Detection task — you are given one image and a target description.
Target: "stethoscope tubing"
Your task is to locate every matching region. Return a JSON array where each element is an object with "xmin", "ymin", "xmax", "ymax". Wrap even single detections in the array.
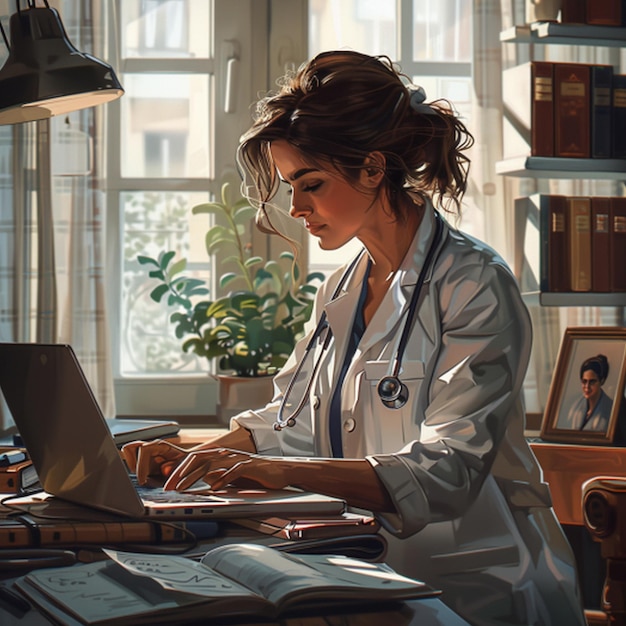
[{"xmin": 274, "ymin": 211, "xmax": 444, "ymax": 430}]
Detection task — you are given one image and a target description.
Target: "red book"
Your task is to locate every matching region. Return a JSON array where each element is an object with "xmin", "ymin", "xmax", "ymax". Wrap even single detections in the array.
[
  {"xmin": 591, "ymin": 197, "xmax": 612, "ymax": 292},
  {"xmin": 531, "ymin": 62, "xmax": 555, "ymax": 157},
  {"xmin": 554, "ymin": 63, "xmax": 591, "ymax": 158},
  {"xmin": 540, "ymin": 195, "xmax": 569, "ymax": 292},
  {"xmin": 561, "ymin": 0, "xmax": 586, "ymax": 23},
  {"xmin": 586, "ymin": 0, "xmax": 622, "ymax": 25},
  {"xmin": 611, "ymin": 197, "xmax": 626, "ymax": 292}
]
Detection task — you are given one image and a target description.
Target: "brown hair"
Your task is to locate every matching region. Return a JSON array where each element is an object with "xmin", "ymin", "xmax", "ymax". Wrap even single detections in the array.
[{"xmin": 237, "ymin": 50, "xmax": 474, "ymax": 221}]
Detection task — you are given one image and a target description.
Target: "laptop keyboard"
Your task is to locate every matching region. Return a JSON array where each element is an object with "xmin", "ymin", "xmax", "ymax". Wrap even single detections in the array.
[{"xmin": 130, "ymin": 475, "xmax": 217, "ymax": 503}]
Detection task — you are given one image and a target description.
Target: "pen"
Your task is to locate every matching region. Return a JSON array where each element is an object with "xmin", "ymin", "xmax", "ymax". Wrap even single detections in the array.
[{"xmin": 0, "ymin": 451, "xmax": 27, "ymax": 467}]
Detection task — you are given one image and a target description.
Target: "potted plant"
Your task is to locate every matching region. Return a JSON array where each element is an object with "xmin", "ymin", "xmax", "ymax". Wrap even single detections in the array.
[{"xmin": 137, "ymin": 182, "xmax": 324, "ymax": 420}]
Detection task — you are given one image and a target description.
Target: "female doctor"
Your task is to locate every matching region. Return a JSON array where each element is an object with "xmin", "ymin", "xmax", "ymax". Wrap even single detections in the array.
[{"xmin": 124, "ymin": 51, "xmax": 585, "ymax": 626}]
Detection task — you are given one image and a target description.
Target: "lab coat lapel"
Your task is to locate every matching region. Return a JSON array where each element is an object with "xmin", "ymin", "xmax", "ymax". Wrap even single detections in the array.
[
  {"xmin": 358, "ymin": 205, "xmax": 438, "ymax": 354},
  {"xmin": 324, "ymin": 252, "xmax": 369, "ymax": 364}
]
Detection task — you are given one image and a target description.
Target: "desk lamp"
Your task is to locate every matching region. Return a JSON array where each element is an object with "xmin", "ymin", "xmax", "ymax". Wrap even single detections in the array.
[{"xmin": 0, "ymin": 0, "xmax": 123, "ymax": 125}]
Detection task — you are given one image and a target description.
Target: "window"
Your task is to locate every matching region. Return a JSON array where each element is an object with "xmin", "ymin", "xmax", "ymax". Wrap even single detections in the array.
[
  {"xmin": 108, "ymin": 0, "xmax": 268, "ymax": 415},
  {"xmin": 307, "ymin": 0, "xmax": 478, "ymax": 277},
  {"xmin": 110, "ymin": 0, "xmax": 475, "ymax": 417}
]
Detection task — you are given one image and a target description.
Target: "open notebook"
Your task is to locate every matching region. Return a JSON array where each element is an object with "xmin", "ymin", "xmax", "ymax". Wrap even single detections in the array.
[{"xmin": 0, "ymin": 343, "xmax": 346, "ymax": 520}]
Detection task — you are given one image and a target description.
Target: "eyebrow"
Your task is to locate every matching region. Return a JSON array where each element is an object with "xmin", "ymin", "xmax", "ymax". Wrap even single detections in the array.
[{"xmin": 280, "ymin": 167, "xmax": 319, "ymax": 183}]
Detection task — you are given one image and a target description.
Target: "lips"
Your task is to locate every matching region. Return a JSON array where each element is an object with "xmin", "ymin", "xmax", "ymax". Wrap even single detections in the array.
[{"xmin": 306, "ymin": 222, "xmax": 325, "ymax": 235}]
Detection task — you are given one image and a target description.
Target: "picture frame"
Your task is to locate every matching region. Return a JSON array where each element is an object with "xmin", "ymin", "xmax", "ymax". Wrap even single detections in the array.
[{"xmin": 540, "ymin": 327, "xmax": 626, "ymax": 445}]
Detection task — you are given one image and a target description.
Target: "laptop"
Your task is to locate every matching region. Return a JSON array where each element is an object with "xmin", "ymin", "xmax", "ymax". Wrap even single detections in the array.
[{"xmin": 0, "ymin": 343, "xmax": 346, "ymax": 520}]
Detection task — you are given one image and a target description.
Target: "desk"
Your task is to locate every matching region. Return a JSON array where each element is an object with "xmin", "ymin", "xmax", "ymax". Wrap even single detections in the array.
[{"xmin": 0, "ymin": 426, "xmax": 471, "ymax": 626}]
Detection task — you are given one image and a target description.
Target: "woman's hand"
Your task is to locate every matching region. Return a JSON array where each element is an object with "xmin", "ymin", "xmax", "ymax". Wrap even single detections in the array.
[
  {"xmin": 122, "ymin": 439, "xmax": 189, "ymax": 484},
  {"xmin": 164, "ymin": 448, "xmax": 289, "ymax": 492}
]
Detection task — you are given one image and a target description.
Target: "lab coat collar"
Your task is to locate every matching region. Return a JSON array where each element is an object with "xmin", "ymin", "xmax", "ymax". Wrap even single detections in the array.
[{"xmin": 324, "ymin": 201, "xmax": 447, "ymax": 357}]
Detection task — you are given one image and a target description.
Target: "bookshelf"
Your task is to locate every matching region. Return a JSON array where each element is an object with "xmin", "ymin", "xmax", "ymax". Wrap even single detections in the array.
[
  {"xmin": 500, "ymin": 23, "xmax": 626, "ymax": 47},
  {"xmin": 499, "ymin": 21, "xmax": 626, "ymax": 306}
]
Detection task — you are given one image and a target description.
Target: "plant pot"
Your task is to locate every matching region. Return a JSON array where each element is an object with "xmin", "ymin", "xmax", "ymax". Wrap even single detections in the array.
[{"xmin": 215, "ymin": 374, "xmax": 275, "ymax": 425}]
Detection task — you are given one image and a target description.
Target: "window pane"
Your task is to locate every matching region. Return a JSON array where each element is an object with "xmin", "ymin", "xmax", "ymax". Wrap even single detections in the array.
[
  {"xmin": 309, "ymin": 0, "xmax": 396, "ymax": 58},
  {"xmin": 121, "ymin": 190, "xmax": 211, "ymax": 375},
  {"xmin": 413, "ymin": 0, "xmax": 471, "ymax": 62},
  {"xmin": 120, "ymin": 73, "xmax": 211, "ymax": 178},
  {"xmin": 121, "ymin": 0, "xmax": 211, "ymax": 58}
]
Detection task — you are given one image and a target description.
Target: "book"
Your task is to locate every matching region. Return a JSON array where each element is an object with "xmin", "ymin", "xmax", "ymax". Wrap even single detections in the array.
[
  {"xmin": 234, "ymin": 512, "xmax": 380, "ymax": 541},
  {"xmin": 502, "ymin": 62, "xmax": 555, "ymax": 158},
  {"xmin": 586, "ymin": 0, "xmax": 622, "ymax": 25},
  {"xmin": 531, "ymin": 61, "xmax": 555, "ymax": 157},
  {"xmin": 561, "ymin": 0, "xmax": 587, "ymax": 23},
  {"xmin": 538, "ymin": 194, "xmax": 569, "ymax": 292},
  {"xmin": 567, "ymin": 196, "xmax": 592, "ymax": 292},
  {"xmin": 0, "ymin": 516, "xmax": 217, "ymax": 548},
  {"xmin": 554, "ymin": 63, "xmax": 591, "ymax": 158},
  {"xmin": 612, "ymin": 75, "xmax": 626, "ymax": 158},
  {"xmin": 0, "ymin": 446, "xmax": 38, "ymax": 493},
  {"xmin": 591, "ymin": 197, "xmax": 612, "ymax": 292},
  {"xmin": 590, "ymin": 65, "xmax": 613, "ymax": 158},
  {"xmin": 15, "ymin": 544, "xmax": 437, "ymax": 625},
  {"xmin": 611, "ymin": 197, "xmax": 626, "ymax": 292}
]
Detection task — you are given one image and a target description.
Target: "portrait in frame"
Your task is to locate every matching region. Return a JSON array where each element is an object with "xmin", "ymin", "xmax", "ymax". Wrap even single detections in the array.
[{"xmin": 541, "ymin": 327, "xmax": 626, "ymax": 445}]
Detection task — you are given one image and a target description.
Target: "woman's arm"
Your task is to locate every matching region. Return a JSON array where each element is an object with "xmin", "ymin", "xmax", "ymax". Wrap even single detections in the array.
[{"xmin": 164, "ymin": 448, "xmax": 395, "ymax": 512}]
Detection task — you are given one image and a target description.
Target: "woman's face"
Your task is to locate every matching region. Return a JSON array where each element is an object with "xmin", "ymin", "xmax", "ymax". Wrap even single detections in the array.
[
  {"xmin": 270, "ymin": 140, "xmax": 379, "ymax": 250},
  {"xmin": 581, "ymin": 368, "xmax": 602, "ymax": 403}
]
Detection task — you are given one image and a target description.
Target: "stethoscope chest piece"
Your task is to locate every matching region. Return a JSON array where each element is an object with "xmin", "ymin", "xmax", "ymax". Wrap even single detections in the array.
[{"xmin": 377, "ymin": 376, "xmax": 409, "ymax": 409}]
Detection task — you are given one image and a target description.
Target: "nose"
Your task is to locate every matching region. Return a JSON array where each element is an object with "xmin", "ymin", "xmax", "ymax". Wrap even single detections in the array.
[{"xmin": 288, "ymin": 189, "xmax": 308, "ymax": 219}]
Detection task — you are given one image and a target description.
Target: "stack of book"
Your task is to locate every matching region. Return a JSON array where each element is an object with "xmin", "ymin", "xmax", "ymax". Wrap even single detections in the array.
[
  {"xmin": 532, "ymin": 194, "xmax": 626, "ymax": 293},
  {"xmin": 503, "ymin": 61, "xmax": 626, "ymax": 160}
]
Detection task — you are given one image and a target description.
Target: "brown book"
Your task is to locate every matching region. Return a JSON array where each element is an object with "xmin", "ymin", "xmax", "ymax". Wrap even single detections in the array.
[
  {"xmin": 531, "ymin": 62, "xmax": 555, "ymax": 157},
  {"xmin": 539, "ymin": 195, "xmax": 569, "ymax": 292},
  {"xmin": 555, "ymin": 63, "xmax": 591, "ymax": 158},
  {"xmin": 0, "ymin": 459, "xmax": 38, "ymax": 493},
  {"xmin": 568, "ymin": 196, "xmax": 592, "ymax": 292},
  {"xmin": 561, "ymin": 0, "xmax": 587, "ymax": 23},
  {"xmin": 611, "ymin": 197, "xmax": 626, "ymax": 292},
  {"xmin": 586, "ymin": 0, "xmax": 622, "ymax": 25},
  {"xmin": 591, "ymin": 197, "xmax": 612, "ymax": 292}
]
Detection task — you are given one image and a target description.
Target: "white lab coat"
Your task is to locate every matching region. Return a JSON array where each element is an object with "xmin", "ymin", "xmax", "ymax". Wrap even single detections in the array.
[{"xmin": 232, "ymin": 205, "xmax": 586, "ymax": 626}]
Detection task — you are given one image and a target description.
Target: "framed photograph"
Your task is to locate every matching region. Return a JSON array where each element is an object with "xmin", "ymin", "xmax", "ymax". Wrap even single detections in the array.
[{"xmin": 541, "ymin": 327, "xmax": 626, "ymax": 445}]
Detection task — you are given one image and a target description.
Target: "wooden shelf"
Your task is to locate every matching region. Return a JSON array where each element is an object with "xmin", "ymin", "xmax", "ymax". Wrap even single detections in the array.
[
  {"xmin": 501, "ymin": 22, "xmax": 626, "ymax": 47},
  {"xmin": 496, "ymin": 156, "xmax": 626, "ymax": 180}
]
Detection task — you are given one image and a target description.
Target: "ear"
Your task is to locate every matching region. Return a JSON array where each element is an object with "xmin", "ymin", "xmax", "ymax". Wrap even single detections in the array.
[{"xmin": 361, "ymin": 151, "xmax": 386, "ymax": 188}]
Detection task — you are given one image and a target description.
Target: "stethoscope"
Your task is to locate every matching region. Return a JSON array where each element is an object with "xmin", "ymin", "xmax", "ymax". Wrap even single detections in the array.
[{"xmin": 273, "ymin": 211, "xmax": 444, "ymax": 431}]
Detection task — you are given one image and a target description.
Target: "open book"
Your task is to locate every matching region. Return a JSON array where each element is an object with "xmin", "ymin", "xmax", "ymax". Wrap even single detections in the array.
[{"xmin": 15, "ymin": 543, "xmax": 437, "ymax": 625}]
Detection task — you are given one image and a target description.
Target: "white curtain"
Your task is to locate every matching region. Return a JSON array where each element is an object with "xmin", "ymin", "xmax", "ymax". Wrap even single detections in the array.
[{"xmin": 0, "ymin": 0, "xmax": 115, "ymax": 429}]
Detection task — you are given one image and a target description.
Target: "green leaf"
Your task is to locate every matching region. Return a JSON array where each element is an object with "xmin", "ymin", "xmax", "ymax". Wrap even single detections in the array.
[
  {"xmin": 244, "ymin": 256, "xmax": 263, "ymax": 268},
  {"xmin": 149, "ymin": 284, "xmax": 170, "ymax": 302},
  {"xmin": 168, "ymin": 258, "xmax": 187, "ymax": 278},
  {"xmin": 159, "ymin": 251, "xmax": 177, "ymax": 269},
  {"xmin": 137, "ymin": 255, "xmax": 160, "ymax": 267}
]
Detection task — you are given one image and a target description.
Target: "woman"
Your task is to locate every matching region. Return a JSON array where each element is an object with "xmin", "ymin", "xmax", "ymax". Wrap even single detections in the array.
[
  {"xmin": 561, "ymin": 354, "xmax": 613, "ymax": 431},
  {"xmin": 124, "ymin": 51, "xmax": 585, "ymax": 626}
]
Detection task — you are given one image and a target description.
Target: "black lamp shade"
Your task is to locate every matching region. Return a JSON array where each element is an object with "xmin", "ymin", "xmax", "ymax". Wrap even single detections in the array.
[{"xmin": 0, "ymin": 6, "xmax": 124, "ymax": 125}]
